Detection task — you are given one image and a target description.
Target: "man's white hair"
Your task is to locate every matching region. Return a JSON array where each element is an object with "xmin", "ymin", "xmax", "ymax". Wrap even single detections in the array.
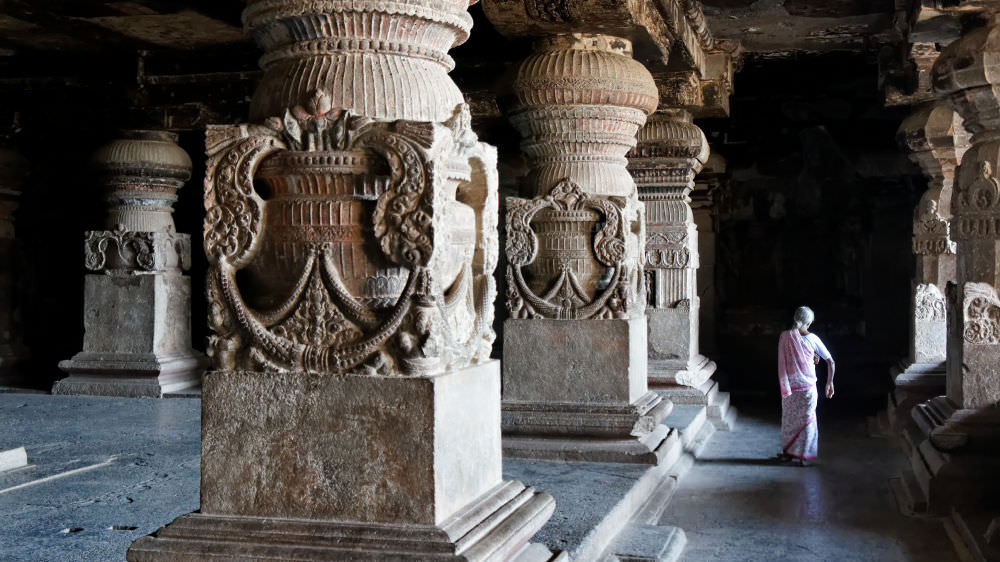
[{"xmin": 794, "ymin": 306, "xmax": 815, "ymax": 330}]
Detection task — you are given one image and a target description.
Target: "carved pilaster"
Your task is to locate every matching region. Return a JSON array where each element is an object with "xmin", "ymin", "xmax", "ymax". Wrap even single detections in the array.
[
  {"xmin": 56, "ymin": 131, "xmax": 208, "ymax": 398},
  {"xmin": 889, "ymin": 102, "xmax": 969, "ymax": 432},
  {"xmin": 906, "ymin": 17, "xmax": 1000, "ymax": 515},
  {"xmin": 0, "ymin": 146, "xmax": 28, "ymax": 386},
  {"xmin": 129, "ymin": 0, "xmax": 556, "ymax": 559},
  {"xmin": 500, "ymin": 33, "xmax": 674, "ymax": 464}
]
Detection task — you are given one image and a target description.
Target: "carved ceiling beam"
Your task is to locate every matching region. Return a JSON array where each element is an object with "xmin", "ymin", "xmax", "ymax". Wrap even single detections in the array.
[
  {"xmin": 652, "ymin": 39, "xmax": 740, "ymax": 119},
  {"xmin": 480, "ymin": 0, "xmax": 726, "ymax": 72},
  {"xmin": 882, "ymin": 0, "xmax": 994, "ymax": 107}
]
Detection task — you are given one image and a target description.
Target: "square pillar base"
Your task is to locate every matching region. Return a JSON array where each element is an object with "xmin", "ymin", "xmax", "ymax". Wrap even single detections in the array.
[
  {"xmin": 129, "ymin": 361, "xmax": 558, "ymax": 560},
  {"xmin": 907, "ymin": 397, "xmax": 1000, "ymax": 515},
  {"xmin": 127, "ymin": 481, "xmax": 558, "ymax": 561},
  {"xmin": 502, "ymin": 317, "xmax": 674, "ymax": 463},
  {"xmin": 56, "ymin": 273, "xmax": 206, "ymax": 397},
  {"xmin": 55, "ymin": 352, "xmax": 206, "ymax": 398}
]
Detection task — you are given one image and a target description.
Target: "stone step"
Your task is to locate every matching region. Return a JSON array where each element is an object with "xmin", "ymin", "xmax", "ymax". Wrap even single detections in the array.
[
  {"xmin": 663, "ymin": 404, "xmax": 708, "ymax": 452},
  {"xmin": 504, "ymin": 459, "xmax": 678, "ymax": 562},
  {"xmin": 707, "ymin": 391, "xmax": 736, "ymax": 431},
  {"xmin": 889, "ymin": 468, "xmax": 927, "ymax": 516},
  {"xmin": 602, "ymin": 524, "xmax": 686, "ymax": 562}
]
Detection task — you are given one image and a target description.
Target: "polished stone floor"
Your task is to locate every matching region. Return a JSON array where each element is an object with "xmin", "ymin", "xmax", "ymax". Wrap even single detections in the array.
[
  {"xmin": 0, "ymin": 393, "xmax": 958, "ymax": 561},
  {"xmin": 658, "ymin": 405, "xmax": 959, "ymax": 562}
]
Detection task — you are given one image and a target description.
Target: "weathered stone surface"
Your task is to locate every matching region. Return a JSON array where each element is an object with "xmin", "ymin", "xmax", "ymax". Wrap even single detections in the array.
[
  {"xmin": 905, "ymin": 16, "xmax": 1000, "ymax": 517},
  {"xmin": 498, "ymin": 33, "xmax": 672, "ymax": 464},
  {"xmin": 200, "ymin": 363, "xmax": 501, "ymax": 524},
  {"xmin": 502, "ymin": 317, "xmax": 671, "ymax": 463},
  {"xmin": 56, "ymin": 274, "xmax": 204, "ymax": 398},
  {"xmin": 888, "ymin": 101, "xmax": 968, "ymax": 433},
  {"xmin": 629, "ymin": 107, "xmax": 732, "ymax": 430},
  {"xmin": 131, "ymin": 0, "xmax": 555, "ymax": 557},
  {"xmin": 57, "ymin": 131, "xmax": 206, "ymax": 397},
  {"xmin": 504, "ymin": 317, "xmax": 647, "ymax": 405}
]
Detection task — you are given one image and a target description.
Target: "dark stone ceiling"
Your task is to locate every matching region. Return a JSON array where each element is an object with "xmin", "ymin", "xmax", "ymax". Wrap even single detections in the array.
[{"xmin": 0, "ymin": 0, "xmax": 897, "ymax": 56}]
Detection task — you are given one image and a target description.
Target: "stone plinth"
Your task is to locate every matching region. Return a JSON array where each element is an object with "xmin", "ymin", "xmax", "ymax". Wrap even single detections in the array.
[
  {"xmin": 0, "ymin": 146, "xmax": 28, "ymax": 386},
  {"xmin": 130, "ymin": 0, "xmax": 556, "ymax": 557},
  {"xmin": 889, "ymin": 102, "xmax": 967, "ymax": 434},
  {"xmin": 56, "ymin": 131, "xmax": 207, "ymax": 398},
  {"xmin": 129, "ymin": 362, "xmax": 557, "ymax": 560},
  {"xmin": 500, "ymin": 34, "xmax": 673, "ymax": 464},
  {"xmin": 905, "ymin": 18, "xmax": 1000, "ymax": 516},
  {"xmin": 628, "ymin": 109, "xmax": 732, "ymax": 430},
  {"xmin": 503, "ymin": 317, "xmax": 672, "ymax": 464}
]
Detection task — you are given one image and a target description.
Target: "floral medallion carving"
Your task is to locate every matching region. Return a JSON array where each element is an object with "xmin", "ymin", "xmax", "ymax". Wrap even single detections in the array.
[
  {"xmin": 914, "ymin": 283, "xmax": 946, "ymax": 321},
  {"xmin": 962, "ymin": 282, "xmax": 1000, "ymax": 345}
]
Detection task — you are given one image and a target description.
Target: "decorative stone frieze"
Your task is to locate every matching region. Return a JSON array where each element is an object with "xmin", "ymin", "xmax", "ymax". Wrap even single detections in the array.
[
  {"xmin": 501, "ymin": 33, "xmax": 675, "ymax": 464},
  {"xmin": 0, "ymin": 145, "xmax": 28, "ymax": 386},
  {"xmin": 907, "ymin": 17, "xmax": 1000, "ymax": 515},
  {"xmin": 889, "ymin": 102, "xmax": 968, "ymax": 433},
  {"xmin": 129, "ymin": 0, "xmax": 556, "ymax": 559},
  {"xmin": 628, "ymin": 109, "xmax": 733, "ymax": 429},
  {"xmin": 55, "ymin": 131, "xmax": 207, "ymax": 398}
]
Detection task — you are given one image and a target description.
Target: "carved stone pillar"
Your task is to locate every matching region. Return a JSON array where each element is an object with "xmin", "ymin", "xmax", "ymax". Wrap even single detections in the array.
[
  {"xmin": 692, "ymin": 152, "xmax": 724, "ymax": 357},
  {"xmin": 629, "ymin": 109, "xmax": 734, "ymax": 430},
  {"xmin": 0, "ymin": 146, "xmax": 28, "ymax": 386},
  {"xmin": 501, "ymin": 33, "xmax": 674, "ymax": 464},
  {"xmin": 128, "ymin": 0, "xmax": 555, "ymax": 559},
  {"xmin": 907, "ymin": 18, "xmax": 1000, "ymax": 514},
  {"xmin": 55, "ymin": 131, "xmax": 207, "ymax": 397},
  {"xmin": 890, "ymin": 102, "xmax": 968, "ymax": 435}
]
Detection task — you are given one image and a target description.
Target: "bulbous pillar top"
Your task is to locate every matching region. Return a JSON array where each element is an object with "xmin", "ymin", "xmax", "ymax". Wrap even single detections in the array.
[
  {"xmin": 243, "ymin": 0, "xmax": 475, "ymax": 122},
  {"xmin": 897, "ymin": 102, "xmax": 969, "ymax": 155},
  {"xmin": 92, "ymin": 130, "xmax": 192, "ymax": 184},
  {"xmin": 514, "ymin": 33, "xmax": 657, "ymax": 115},
  {"xmin": 628, "ymin": 110, "xmax": 709, "ymax": 193},
  {"xmin": 93, "ymin": 130, "xmax": 192, "ymax": 232},
  {"xmin": 510, "ymin": 33, "xmax": 657, "ymax": 196}
]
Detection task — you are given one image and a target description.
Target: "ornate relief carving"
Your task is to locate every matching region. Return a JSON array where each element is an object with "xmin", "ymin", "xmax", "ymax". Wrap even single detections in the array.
[
  {"xmin": 962, "ymin": 282, "xmax": 1000, "ymax": 345},
  {"xmin": 84, "ymin": 230, "xmax": 191, "ymax": 273},
  {"xmin": 204, "ymin": 96, "xmax": 497, "ymax": 376},
  {"xmin": 913, "ymin": 199, "xmax": 956, "ymax": 255},
  {"xmin": 914, "ymin": 283, "xmax": 946, "ymax": 321},
  {"xmin": 953, "ymin": 161, "xmax": 1000, "ymax": 239},
  {"xmin": 506, "ymin": 179, "xmax": 641, "ymax": 320}
]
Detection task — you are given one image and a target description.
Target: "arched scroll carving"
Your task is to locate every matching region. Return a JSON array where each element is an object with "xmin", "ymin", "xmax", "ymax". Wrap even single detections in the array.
[
  {"xmin": 506, "ymin": 179, "xmax": 642, "ymax": 320},
  {"xmin": 203, "ymin": 97, "xmax": 497, "ymax": 376}
]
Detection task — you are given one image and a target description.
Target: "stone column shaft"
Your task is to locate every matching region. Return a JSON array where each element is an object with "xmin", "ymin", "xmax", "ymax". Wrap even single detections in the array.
[
  {"xmin": 628, "ymin": 108, "xmax": 732, "ymax": 429},
  {"xmin": 56, "ymin": 131, "xmax": 207, "ymax": 398},
  {"xmin": 907, "ymin": 18, "xmax": 1000, "ymax": 514},
  {"xmin": 501, "ymin": 33, "xmax": 675, "ymax": 464},
  {"xmin": 889, "ymin": 102, "xmax": 968, "ymax": 434},
  {"xmin": 129, "ymin": 0, "xmax": 556, "ymax": 558}
]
